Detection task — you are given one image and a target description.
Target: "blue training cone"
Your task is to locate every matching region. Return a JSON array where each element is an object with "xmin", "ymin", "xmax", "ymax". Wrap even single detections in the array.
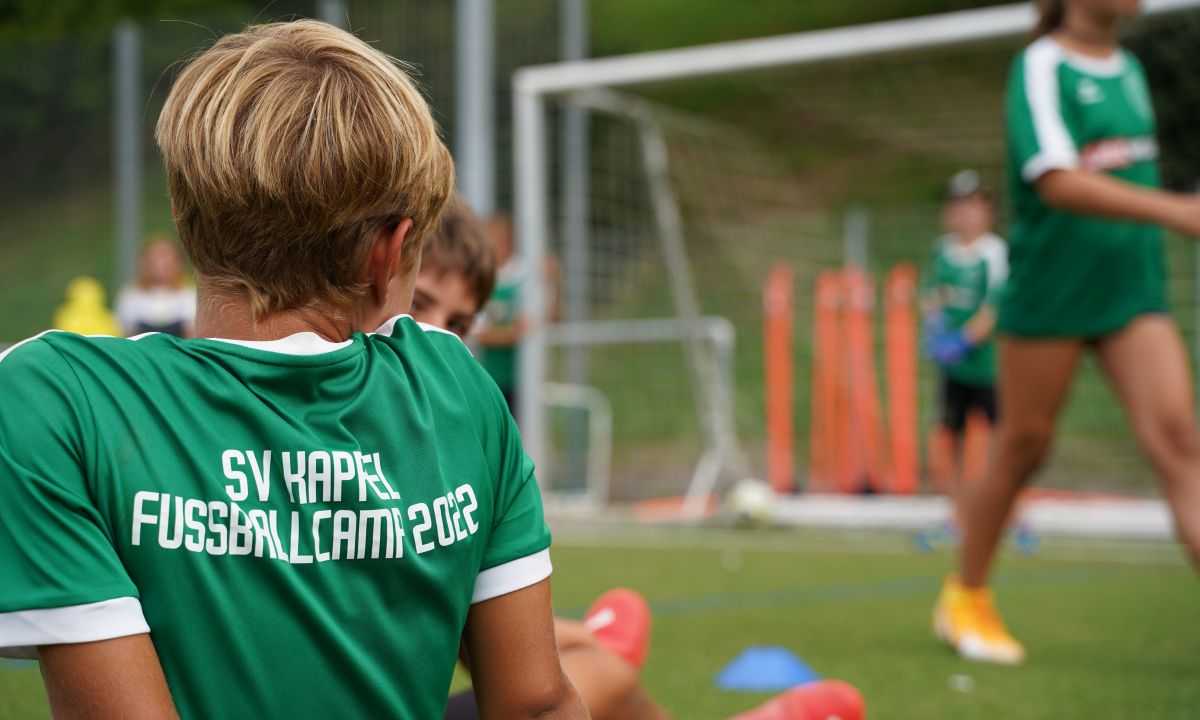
[{"xmin": 716, "ymin": 646, "xmax": 820, "ymax": 692}]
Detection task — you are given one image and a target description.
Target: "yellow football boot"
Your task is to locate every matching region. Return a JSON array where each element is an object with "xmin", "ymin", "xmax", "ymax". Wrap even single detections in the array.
[{"xmin": 934, "ymin": 575, "xmax": 1025, "ymax": 665}]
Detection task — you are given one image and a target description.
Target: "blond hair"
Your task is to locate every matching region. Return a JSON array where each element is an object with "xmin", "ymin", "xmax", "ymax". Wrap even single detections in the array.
[{"xmin": 156, "ymin": 20, "xmax": 454, "ymax": 317}]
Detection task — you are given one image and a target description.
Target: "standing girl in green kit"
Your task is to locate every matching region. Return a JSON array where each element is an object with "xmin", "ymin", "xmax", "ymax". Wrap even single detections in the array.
[{"xmin": 934, "ymin": 0, "xmax": 1200, "ymax": 665}]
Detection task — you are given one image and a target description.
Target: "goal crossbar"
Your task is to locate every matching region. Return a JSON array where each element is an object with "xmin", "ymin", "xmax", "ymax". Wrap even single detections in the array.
[{"xmin": 514, "ymin": 0, "xmax": 1199, "ymax": 96}]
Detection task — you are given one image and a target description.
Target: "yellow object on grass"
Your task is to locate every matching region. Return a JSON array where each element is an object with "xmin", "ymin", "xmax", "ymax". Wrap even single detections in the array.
[
  {"xmin": 53, "ymin": 276, "xmax": 121, "ymax": 336},
  {"xmin": 933, "ymin": 575, "xmax": 1026, "ymax": 665}
]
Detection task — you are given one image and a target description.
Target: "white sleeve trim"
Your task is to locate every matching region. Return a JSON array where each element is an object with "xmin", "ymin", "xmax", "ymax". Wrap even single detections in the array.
[
  {"xmin": 0, "ymin": 597, "xmax": 150, "ymax": 659},
  {"xmin": 472, "ymin": 549, "xmax": 552, "ymax": 604},
  {"xmin": 1022, "ymin": 154, "xmax": 1076, "ymax": 183},
  {"xmin": 1022, "ymin": 38, "xmax": 1078, "ymax": 182}
]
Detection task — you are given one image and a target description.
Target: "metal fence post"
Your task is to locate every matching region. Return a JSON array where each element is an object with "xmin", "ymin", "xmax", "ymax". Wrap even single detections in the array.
[
  {"xmin": 316, "ymin": 0, "xmax": 346, "ymax": 27},
  {"xmin": 113, "ymin": 19, "xmax": 142, "ymax": 293},
  {"xmin": 514, "ymin": 85, "xmax": 548, "ymax": 477},
  {"xmin": 560, "ymin": 0, "xmax": 591, "ymax": 492},
  {"xmin": 561, "ymin": 0, "xmax": 589, "ymax": 380},
  {"xmin": 456, "ymin": 0, "xmax": 496, "ymax": 216}
]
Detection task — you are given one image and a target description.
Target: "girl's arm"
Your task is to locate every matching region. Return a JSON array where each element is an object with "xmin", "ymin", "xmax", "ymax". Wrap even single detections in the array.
[{"xmin": 1037, "ymin": 169, "xmax": 1200, "ymax": 237}]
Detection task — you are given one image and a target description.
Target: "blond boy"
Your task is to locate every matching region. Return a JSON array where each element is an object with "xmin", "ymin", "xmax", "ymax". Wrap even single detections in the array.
[{"xmin": 0, "ymin": 21, "xmax": 584, "ymax": 719}]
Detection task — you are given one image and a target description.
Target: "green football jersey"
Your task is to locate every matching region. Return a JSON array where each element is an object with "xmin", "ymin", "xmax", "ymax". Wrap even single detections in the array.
[
  {"xmin": 479, "ymin": 261, "xmax": 523, "ymax": 392},
  {"xmin": 1002, "ymin": 36, "xmax": 1166, "ymax": 337},
  {"xmin": 0, "ymin": 316, "xmax": 552, "ymax": 719},
  {"xmin": 928, "ymin": 233, "xmax": 1008, "ymax": 386}
]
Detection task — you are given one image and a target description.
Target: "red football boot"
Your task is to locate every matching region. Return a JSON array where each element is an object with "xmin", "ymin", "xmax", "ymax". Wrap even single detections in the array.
[
  {"xmin": 583, "ymin": 588, "xmax": 652, "ymax": 670},
  {"xmin": 731, "ymin": 680, "xmax": 865, "ymax": 720}
]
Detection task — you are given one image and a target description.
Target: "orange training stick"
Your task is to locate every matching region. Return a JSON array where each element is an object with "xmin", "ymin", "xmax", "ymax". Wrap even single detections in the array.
[
  {"xmin": 862, "ymin": 270, "xmax": 888, "ymax": 492},
  {"xmin": 838, "ymin": 268, "xmax": 863, "ymax": 493},
  {"xmin": 842, "ymin": 267, "xmax": 886, "ymax": 492},
  {"xmin": 835, "ymin": 269, "xmax": 859, "ymax": 492},
  {"xmin": 885, "ymin": 264, "xmax": 919, "ymax": 494},
  {"xmin": 811, "ymin": 271, "xmax": 841, "ymax": 492},
  {"xmin": 764, "ymin": 264, "xmax": 795, "ymax": 494}
]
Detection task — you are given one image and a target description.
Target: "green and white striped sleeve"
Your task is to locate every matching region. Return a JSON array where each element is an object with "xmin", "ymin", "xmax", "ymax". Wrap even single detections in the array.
[{"xmin": 1008, "ymin": 37, "xmax": 1077, "ymax": 182}]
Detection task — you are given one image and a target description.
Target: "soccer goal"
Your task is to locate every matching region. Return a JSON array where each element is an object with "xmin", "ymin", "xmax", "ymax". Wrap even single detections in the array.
[{"xmin": 515, "ymin": 0, "xmax": 1200, "ymax": 515}]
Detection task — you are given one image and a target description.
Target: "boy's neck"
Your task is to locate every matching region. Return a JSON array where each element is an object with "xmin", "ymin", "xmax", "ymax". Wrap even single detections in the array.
[{"xmin": 194, "ymin": 288, "xmax": 361, "ymax": 343}]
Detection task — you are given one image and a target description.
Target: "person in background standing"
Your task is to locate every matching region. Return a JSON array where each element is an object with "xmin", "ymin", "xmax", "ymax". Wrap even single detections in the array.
[
  {"xmin": 116, "ymin": 235, "xmax": 197, "ymax": 337},
  {"xmin": 920, "ymin": 170, "xmax": 1008, "ymax": 546},
  {"xmin": 476, "ymin": 215, "xmax": 560, "ymax": 418}
]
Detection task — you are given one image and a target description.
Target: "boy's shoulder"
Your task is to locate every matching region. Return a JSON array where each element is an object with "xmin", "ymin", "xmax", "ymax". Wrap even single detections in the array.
[
  {"xmin": 1, "ymin": 330, "xmax": 174, "ymax": 371},
  {"xmin": 978, "ymin": 233, "xmax": 1008, "ymax": 261},
  {"xmin": 369, "ymin": 315, "xmax": 484, "ymax": 380},
  {"xmin": 369, "ymin": 315, "xmax": 507, "ymax": 427},
  {"xmin": 0, "ymin": 332, "xmax": 164, "ymax": 440},
  {"xmin": 371, "ymin": 314, "xmax": 468, "ymax": 352},
  {"xmin": 0, "ymin": 332, "xmax": 188, "ymax": 417}
]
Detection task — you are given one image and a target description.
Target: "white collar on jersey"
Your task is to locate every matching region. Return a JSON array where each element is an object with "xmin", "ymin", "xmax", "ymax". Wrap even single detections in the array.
[
  {"xmin": 940, "ymin": 232, "xmax": 1004, "ymax": 266},
  {"xmin": 205, "ymin": 332, "xmax": 354, "ymax": 356},
  {"xmin": 1043, "ymin": 36, "xmax": 1127, "ymax": 77},
  {"xmin": 204, "ymin": 315, "xmax": 460, "ymax": 356}
]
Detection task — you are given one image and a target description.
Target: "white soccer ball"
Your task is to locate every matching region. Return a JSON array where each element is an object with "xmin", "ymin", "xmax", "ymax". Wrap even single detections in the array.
[{"xmin": 728, "ymin": 478, "xmax": 775, "ymax": 527}]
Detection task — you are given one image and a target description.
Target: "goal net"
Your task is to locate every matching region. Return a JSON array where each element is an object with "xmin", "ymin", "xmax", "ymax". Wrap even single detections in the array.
[{"xmin": 516, "ymin": 1, "xmax": 1200, "ymax": 511}]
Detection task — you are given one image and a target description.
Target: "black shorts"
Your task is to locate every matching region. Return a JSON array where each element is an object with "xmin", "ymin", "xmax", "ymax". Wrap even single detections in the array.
[{"xmin": 940, "ymin": 376, "xmax": 997, "ymax": 434}]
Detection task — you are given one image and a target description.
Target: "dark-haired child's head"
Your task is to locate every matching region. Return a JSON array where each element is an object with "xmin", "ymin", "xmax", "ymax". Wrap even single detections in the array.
[{"xmin": 411, "ymin": 196, "xmax": 496, "ymax": 338}]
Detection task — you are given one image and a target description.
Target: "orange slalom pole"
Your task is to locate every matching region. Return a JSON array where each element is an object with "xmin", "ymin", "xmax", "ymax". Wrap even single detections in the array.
[
  {"xmin": 839, "ymin": 268, "xmax": 863, "ymax": 493},
  {"xmin": 861, "ymin": 270, "xmax": 888, "ymax": 492},
  {"xmin": 844, "ymin": 267, "xmax": 890, "ymax": 492},
  {"xmin": 764, "ymin": 264, "xmax": 795, "ymax": 494},
  {"xmin": 885, "ymin": 264, "xmax": 919, "ymax": 494},
  {"xmin": 811, "ymin": 271, "xmax": 842, "ymax": 492}
]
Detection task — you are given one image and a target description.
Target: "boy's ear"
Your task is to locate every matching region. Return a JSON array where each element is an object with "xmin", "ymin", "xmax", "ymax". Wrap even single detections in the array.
[{"xmin": 370, "ymin": 219, "xmax": 414, "ymax": 305}]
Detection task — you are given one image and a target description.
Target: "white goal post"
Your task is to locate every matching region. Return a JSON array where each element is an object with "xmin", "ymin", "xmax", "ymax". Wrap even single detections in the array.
[{"xmin": 513, "ymin": 0, "xmax": 1200, "ymax": 491}]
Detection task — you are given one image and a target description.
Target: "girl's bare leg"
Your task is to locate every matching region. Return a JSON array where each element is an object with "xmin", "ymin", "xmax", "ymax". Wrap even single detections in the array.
[
  {"xmin": 959, "ymin": 337, "xmax": 1083, "ymax": 587},
  {"xmin": 1096, "ymin": 315, "xmax": 1200, "ymax": 567}
]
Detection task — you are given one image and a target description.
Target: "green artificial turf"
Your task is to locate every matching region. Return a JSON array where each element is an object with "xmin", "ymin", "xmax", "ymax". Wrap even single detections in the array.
[{"xmin": 3, "ymin": 527, "xmax": 1193, "ymax": 719}]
